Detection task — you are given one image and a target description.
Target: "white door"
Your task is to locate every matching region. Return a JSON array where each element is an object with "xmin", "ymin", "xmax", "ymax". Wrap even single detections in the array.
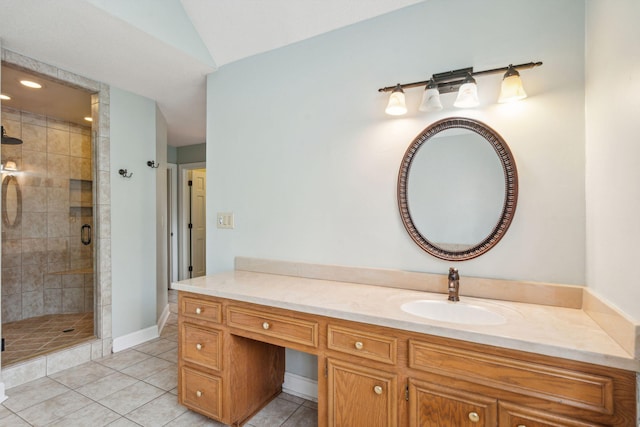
[{"xmin": 190, "ymin": 169, "xmax": 206, "ymax": 278}]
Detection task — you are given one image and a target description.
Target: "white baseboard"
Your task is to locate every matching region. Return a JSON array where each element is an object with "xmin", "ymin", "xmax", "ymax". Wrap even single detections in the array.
[
  {"xmin": 157, "ymin": 304, "xmax": 170, "ymax": 335},
  {"xmin": 112, "ymin": 325, "xmax": 159, "ymax": 352},
  {"xmin": 282, "ymin": 372, "xmax": 318, "ymax": 402}
]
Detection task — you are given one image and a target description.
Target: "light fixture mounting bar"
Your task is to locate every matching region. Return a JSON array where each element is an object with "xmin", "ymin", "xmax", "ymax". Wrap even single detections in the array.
[{"xmin": 377, "ymin": 61, "xmax": 542, "ymax": 93}]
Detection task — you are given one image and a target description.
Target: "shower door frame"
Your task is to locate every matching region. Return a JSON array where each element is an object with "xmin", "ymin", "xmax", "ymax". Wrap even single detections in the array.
[{"xmin": 0, "ymin": 49, "xmax": 113, "ymax": 369}]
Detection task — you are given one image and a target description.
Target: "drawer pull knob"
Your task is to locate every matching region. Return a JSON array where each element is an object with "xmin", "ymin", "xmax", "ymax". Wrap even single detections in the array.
[
  {"xmin": 196, "ymin": 390, "xmax": 203, "ymax": 398},
  {"xmin": 262, "ymin": 322, "xmax": 270, "ymax": 330},
  {"xmin": 196, "ymin": 343, "xmax": 202, "ymax": 350},
  {"xmin": 373, "ymin": 385, "xmax": 383, "ymax": 395},
  {"xmin": 468, "ymin": 412, "xmax": 480, "ymax": 423},
  {"xmin": 354, "ymin": 341, "xmax": 364, "ymax": 350},
  {"xmin": 195, "ymin": 307, "xmax": 202, "ymax": 315}
]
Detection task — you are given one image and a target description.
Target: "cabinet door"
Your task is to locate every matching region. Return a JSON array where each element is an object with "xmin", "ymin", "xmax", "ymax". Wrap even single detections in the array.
[
  {"xmin": 409, "ymin": 378, "xmax": 497, "ymax": 427},
  {"xmin": 327, "ymin": 358, "xmax": 397, "ymax": 427},
  {"xmin": 499, "ymin": 401, "xmax": 605, "ymax": 427}
]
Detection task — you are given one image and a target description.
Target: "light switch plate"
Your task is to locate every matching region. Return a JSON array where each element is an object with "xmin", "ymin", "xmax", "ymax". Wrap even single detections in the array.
[{"xmin": 217, "ymin": 212, "xmax": 234, "ymax": 229}]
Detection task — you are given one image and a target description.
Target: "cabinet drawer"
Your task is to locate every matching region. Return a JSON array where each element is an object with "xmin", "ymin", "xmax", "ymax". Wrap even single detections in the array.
[
  {"xmin": 180, "ymin": 366, "xmax": 223, "ymax": 421},
  {"xmin": 181, "ymin": 323, "xmax": 222, "ymax": 371},
  {"xmin": 408, "ymin": 340, "xmax": 614, "ymax": 415},
  {"xmin": 227, "ymin": 306, "xmax": 318, "ymax": 348},
  {"xmin": 499, "ymin": 401, "xmax": 605, "ymax": 427},
  {"xmin": 409, "ymin": 379, "xmax": 497, "ymax": 427},
  {"xmin": 327, "ymin": 324, "xmax": 397, "ymax": 364},
  {"xmin": 181, "ymin": 296, "xmax": 222, "ymax": 324}
]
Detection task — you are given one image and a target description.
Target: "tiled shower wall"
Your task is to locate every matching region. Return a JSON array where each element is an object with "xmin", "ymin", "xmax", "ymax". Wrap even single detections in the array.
[{"xmin": 1, "ymin": 106, "xmax": 94, "ymax": 322}]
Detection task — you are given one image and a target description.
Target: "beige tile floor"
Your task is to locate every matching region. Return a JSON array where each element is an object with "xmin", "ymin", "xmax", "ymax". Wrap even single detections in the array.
[
  {"xmin": 0, "ymin": 291, "xmax": 318, "ymax": 426},
  {"xmin": 2, "ymin": 312, "xmax": 95, "ymax": 367}
]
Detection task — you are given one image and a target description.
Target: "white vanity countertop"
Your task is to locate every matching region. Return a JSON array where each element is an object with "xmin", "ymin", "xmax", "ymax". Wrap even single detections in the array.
[{"xmin": 172, "ymin": 270, "xmax": 639, "ymax": 372}]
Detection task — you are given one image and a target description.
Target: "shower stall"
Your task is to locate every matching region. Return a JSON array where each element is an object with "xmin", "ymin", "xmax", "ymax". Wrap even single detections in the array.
[{"xmin": 1, "ymin": 65, "xmax": 95, "ymax": 367}]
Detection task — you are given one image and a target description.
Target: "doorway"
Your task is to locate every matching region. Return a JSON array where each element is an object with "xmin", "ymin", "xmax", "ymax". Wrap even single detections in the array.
[
  {"xmin": 167, "ymin": 163, "xmax": 178, "ymax": 286},
  {"xmin": 1, "ymin": 63, "xmax": 97, "ymax": 367},
  {"xmin": 178, "ymin": 162, "xmax": 206, "ymax": 280}
]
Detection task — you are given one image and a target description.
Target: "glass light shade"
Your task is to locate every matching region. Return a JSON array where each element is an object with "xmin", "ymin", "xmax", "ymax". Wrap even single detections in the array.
[
  {"xmin": 419, "ymin": 87, "xmax": 443, "ymax": 112},
  {"xmin": 385, "ymin": 85, "xmax": 407, "ymax": 116},
  {"xmin": 4, "ymin": 161, "xmax": 17, "ymax": 171},
  {"xmin": 498, "ymin": 74, "xmax": 527, "ymax": 103},
  {"xmin": 454, "ymin": 79, "xmax": 479, "ymax": 108}
]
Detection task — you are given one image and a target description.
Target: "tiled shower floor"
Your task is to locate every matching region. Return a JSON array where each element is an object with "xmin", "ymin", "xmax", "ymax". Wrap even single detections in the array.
[{"xmin": 1, "ymin": 312, "xmax": 95, "ymax": 367}]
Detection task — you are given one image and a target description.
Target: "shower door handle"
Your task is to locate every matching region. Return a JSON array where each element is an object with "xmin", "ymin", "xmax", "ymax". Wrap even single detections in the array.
[{"xmin": 81, "ymin": 224, "xmax": 92, "ymax": 245}]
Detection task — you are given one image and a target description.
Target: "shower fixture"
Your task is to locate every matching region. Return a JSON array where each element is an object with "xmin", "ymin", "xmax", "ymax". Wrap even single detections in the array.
[{"xmin": 1, "ymin": 126, "xmax": 23, "ymax": 145}]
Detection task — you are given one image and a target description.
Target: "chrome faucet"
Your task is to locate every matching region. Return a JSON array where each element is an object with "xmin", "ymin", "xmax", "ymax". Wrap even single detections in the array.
[{"xmin": 447, "ymin": 267, "xmax": 460, "ymax": 302}]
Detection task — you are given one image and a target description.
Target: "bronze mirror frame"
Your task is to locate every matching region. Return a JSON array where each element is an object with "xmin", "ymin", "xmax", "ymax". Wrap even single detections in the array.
[{"xmin": 397, "ymin": 117, "xmax": 518, "ymax": 261}]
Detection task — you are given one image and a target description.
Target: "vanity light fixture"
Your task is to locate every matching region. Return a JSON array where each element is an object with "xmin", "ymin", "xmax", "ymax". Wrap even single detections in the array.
[
  {"xmin": 20, "ymin": 79, "xmax": 42, "ymax": 89},
  {"xmin": 385, "ymin": 84, "xmax": 407, "ymax": 116},
  {"xmin": 379, "ymin": 61, "xmax": 542, "ymax": 115},
  {"xmin": 0, "ymin": 94, "xmax": 10, "ymax": 101}
]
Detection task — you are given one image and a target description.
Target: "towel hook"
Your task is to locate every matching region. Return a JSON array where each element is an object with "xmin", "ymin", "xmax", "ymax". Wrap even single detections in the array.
[
  {"xmin": 147, "ymin": 160, "xmax": 160, "ymax": 168},
  {"xmin": 118, "ymin": 169, "xmax": 133, "ymax": 178}
]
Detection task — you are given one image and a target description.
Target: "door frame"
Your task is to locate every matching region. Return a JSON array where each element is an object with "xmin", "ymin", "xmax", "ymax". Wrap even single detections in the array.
[
  {"xmin": 167, "ymin": 163, "xmax": 178, "ymax": 285},
  {"xmin": 177, "ymin": 162, "xmax": 206, "ymax": 280}
]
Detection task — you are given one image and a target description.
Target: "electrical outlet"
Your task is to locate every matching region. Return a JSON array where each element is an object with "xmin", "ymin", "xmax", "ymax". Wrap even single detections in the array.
[{"xmin": 217, "ymin": 212, "xmax": 234, "ymax": 229}]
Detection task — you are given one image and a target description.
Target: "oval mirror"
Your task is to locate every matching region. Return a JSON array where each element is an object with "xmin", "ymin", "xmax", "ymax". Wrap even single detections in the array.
[
  {"xmin": 2, "ymin": 174, "xmax": 22, "ymax": 229},
  {"xmin": 398, "ymin": 117, "xmax": 518, "ymax": 261}
]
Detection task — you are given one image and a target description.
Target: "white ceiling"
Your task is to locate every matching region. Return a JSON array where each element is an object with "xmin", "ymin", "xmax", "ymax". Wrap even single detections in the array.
[{"xmin": 0, "ymin": 0, "xmax": 423, "ymax": 146}]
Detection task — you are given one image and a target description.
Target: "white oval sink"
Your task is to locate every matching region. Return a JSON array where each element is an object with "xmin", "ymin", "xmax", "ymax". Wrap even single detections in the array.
[{"xmin": 401, "ymin": 300, "xmax": 507, "ymax": 325}]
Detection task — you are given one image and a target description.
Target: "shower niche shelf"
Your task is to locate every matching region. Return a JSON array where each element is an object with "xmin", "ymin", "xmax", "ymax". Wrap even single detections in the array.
[{"xmin": 69, "ymin": 178, "xmax": 93, "ymax": 215}]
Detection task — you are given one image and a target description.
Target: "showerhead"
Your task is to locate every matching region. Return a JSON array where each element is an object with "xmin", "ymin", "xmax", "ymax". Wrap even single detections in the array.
[{"xmin": 1, "ymin": 126, "xmax": 23, "ymax": 145}]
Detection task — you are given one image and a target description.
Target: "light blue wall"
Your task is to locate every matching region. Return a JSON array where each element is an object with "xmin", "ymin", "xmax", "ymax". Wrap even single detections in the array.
[
  {"xmin": 167, "ymin": 146, "xmax": 178, "ymax": 164},
  {"xmin": 166, "ymin": 143, "xmax": 205, "ymax": 164},
  {"xmin": 585, "ymin": 0, "xmax": 640, "ymax": 322},
  {"xmin": 111, "ymin": 87, "xmax": 158, "ymax": 338},
  {"xmin": 206, "ymin": 0, "xmax": 586, "ymax": 381},
  {"xmin": 206, "ymin": 0, "xmax": 586, "ymax": 285},
  {"xmin": 177, "ymin": 143, "xmax": 206, "ymax": 164}
]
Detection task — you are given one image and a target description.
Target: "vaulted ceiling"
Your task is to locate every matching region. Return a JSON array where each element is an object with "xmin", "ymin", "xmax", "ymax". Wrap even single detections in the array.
[{"xmin": 0, "ymin": 0, "xmax": 423, "ymax": 146}]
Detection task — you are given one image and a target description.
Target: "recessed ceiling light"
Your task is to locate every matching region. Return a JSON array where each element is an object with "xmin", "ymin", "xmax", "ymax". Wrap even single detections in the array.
[
  {"xmin": 0, "ymin": 94, "xmax": 10, "ymax": 100},
  {"xmin": 84, "ymin": 117, "xmax": 93, "ymax": 122},
  {"xmin": 20, "ymin": 80, "xmax": 42, "ymax": 89}
]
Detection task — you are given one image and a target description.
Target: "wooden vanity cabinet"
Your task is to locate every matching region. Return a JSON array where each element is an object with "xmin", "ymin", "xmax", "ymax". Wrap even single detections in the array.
[
  {"xmin": 406, "ymin": 335, "xmax": 636, "ymax": 426},
  {"xmin": 177, "ymin": 291, "xmax": 637, "ymax": 427},
  {"xmin": 407, "ymin": 378, "xmax": 607, "ymax": 427},
  {"xmin": 178, "ymin": 294, "xmax": 285, "ymax": 426}
]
